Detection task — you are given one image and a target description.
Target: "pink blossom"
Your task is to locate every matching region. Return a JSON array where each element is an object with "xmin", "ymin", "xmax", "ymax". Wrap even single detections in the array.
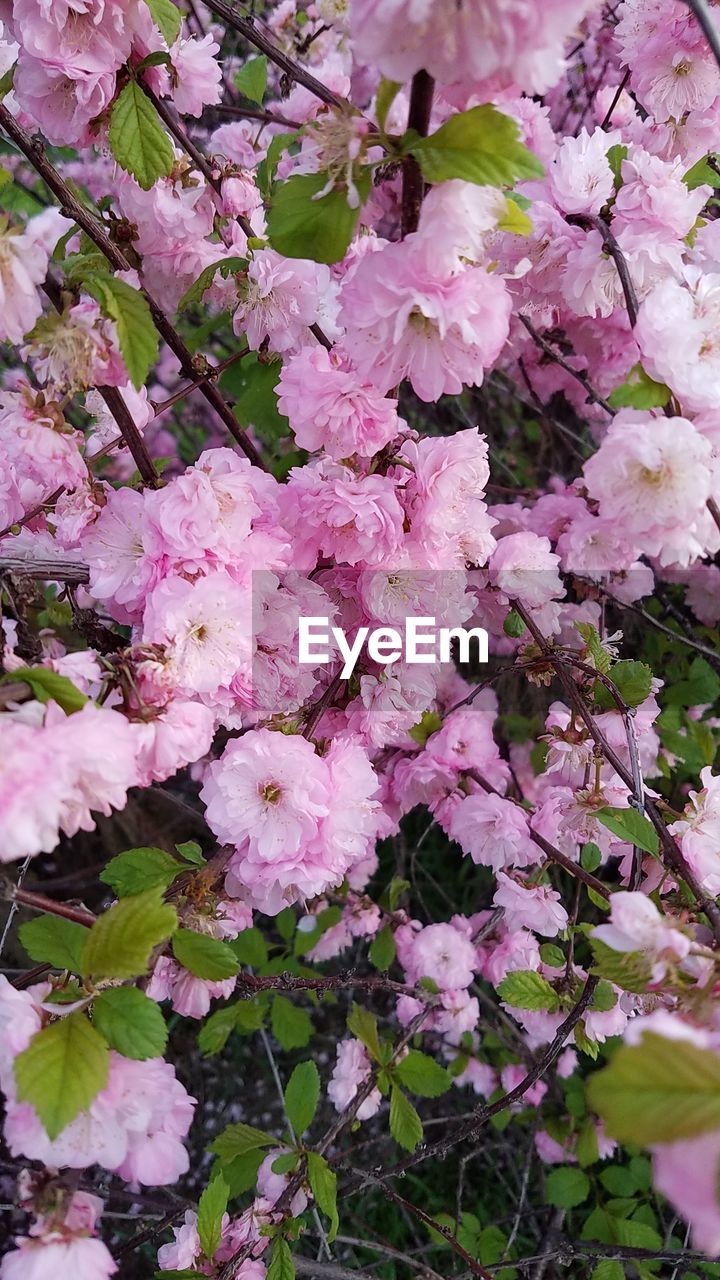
[
  {"xmin": 396, "ymin": 921, "xmax": 477, "ymax": 989},
  {"xmin": 489, "ymin": 532, "xmax": 563, "ymax": 607},
  {"xmin": 169, "ymin": 33, "xmax": 223, "ymax": 116},
  {"xmin": 234, "ymin": 250, "xmax": 338, "ymax": 353},
  {"xmin": 493, "ymin": 873, "xmax": 569, "ymax": 937},
  {"xmin": 0, "ymin": 223, "xmax": 49, "ymax": 344},
  {"xmin": 444, "ymin": 792, "xmax": 539, "ymax": 872},
  {"xmin": 0, "ymin": 1236, "xmax": 118, "ymax": 1280},
  {"xmin": 593, "ymin": 891, "xmax": 691, "ymax": 980},
  {"xmin": 550, "ymin": 127, "xmax": 620, "ymax": 216},
  {"xmin": 142, "ymin": 571, "xmax": 253, "ymax": 699},
  {"xmin": 328, "ymin": 1039, "xmax": 381, "ymax": 1120},
  {"xmin": 339, "ymin": 237, "xmax": 512, "ymax": 402},
  {"xmin": 14, "ymin": 54, "xmax": 115, "ymax": 147},
  {"xmin": 276, "ymin": 345, "xmax": 400, "ymax": 459},
  {"xmin": 653, "ymin": 1129, "xmax": 720, "ymax": 1256}
]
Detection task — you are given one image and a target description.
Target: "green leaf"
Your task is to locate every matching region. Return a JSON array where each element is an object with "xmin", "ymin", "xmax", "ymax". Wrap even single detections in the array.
[
  {"xmin": 19, "ymin": 915, "xmax": 88, "ymax": 972},
  {"xmin": 271, "ymin": 995, "xmax": 312, "ymax": 1050},
  {"xmin": 591, "ymin": 1262, "xmax": 625, "ymax": 1280},
  {"xmin": 588, "ymin": 1031, "xmax": 720, "ymax": 1143},
  {"xmin": 197, "ymin": 1172, "xmax": 229, "ymax": 1261},
  {"xmin": 575, "ymin": 622, "xmax": 612, "ymax": 675},
  {"xmin": 235, "ymin": 55, "xmax": 268, "ymax": 104},
  {"xmin": 172, "ymin": 929, "xmax": 240, "ymax": 981},
  {"xmin": 408, "ymin": 709, "xmax": 442, "ymax": 745},
  {"xmin": 395, "ymin": 1049, "xmax": 452, "ymax": 1098},
  {"xmin": 220, "ymin": 353, "xmax": 289, "ymax": 447},
  {"xmin": 575, "ymin": 1118, "xmax": 600, "ymax": 1167},
  {"xmin": 503, "ymin": 608, "xmax": 526, "ymax": 638},
  {"xmin": 600, "ymin": 1165, "xmax": 639, "ymax": 1196},
  {"xmin": 595, "ymin": 659, "xmax": 653, "ymax": 710},
  {"xmin": 219, "ymin": 1148, "xmax": 265, "ymax": 1197},
  {"xmin": 539, "ymin": 943, "xmax": 565, "ymax": 968},
  {"xmin": 82, "ymin": 890, "xmax": 177, "ymax": 980},
  {"xmin": 284, "ymin": 1060, "xmax": 320, "ymax": 1135},
  {"xmin": 607, "ymin": 363, "xmax": 671, "ymax": 410},
  {"xmin": 266, "ymin": 170, "xmax": 370, "ymax": 264},
  {"xmin": 347, "ymin": 1003, "xmax": 382, "ymax": 1062},
  {"xmin": 545, "ymin": 1166, "xmax": 591, "ymax": 1209},
  {"xmin": 83, "ymin": 273, "xmax": 158, "ymax": 390},
  {"xmin": 14, "ymin": 1012, "xmax": 109, "ymax": 1140},
  {"xmin": 276, "ymin": 908, "xmax": 296, "ymax": 941},
  {"xmin": 307, "ymin": 1151, "xmax": 339, "ymax": 1242},
  {"xmin": 267, "ymin": 1237, "xmax": 295, "ymax": 1280},
  {"xmin": 596, "ymin": 807, "xmax": 659, "ymax": 855},
  {"xmin": 498, "ymin": 194, "xmax": 533, "ymax": 235},
  {"xmin": 145, "ymin": 0, "xmax": 182, "ymax": 43},
  {"xmin": 581, "ymin": 842, "xmax": 602, "ymax": 873},
  {"xmin": 108, "ymin": 79, "xmax": 174, "ymax": 191},
  {"xmin": 3, "ymin": 666, "xmax": 87, "ymax": 713},
  {"xmin": 271, "ymin": 1152, "xmax": 299, "ymax": 1175},
  {"xmin": 590, "ymin": 979, "xmax": 617, "ymax": 1013},
  {"xmin": 230, "ymin": 926, "xmax": 268, "ymax": 967},
  {"xmin": 389, "ymin": 1085, "xmax": 423, "ymax": 1152},
  {"xmin": 92, "ymin": 986, "xmax": 168, "ymax": 1059},
  {"xmin": 664, "ymin": 656, "xmax": 720, "ymax": 707},
  {"xmin": 198, "ymin": 1004, "xmax": 241, "ymax": 1056},
  {"xmin": 0, "ymin": 64, "xmax": 15, "ymax": 102},
  {"xmin": 100, "ymin": 846, "xmax": 184, "ymax": 897},
  {"xmin": 369, "ymin": 924, "xmax": 396, "ymax": 972},
  {"xmin": 497, "ymin": 970, "xmax": 560, "ymax": 1011},
  {"xmin": 406, "ymin": 104, "xmax": 544, "ymax": 187},
  {"xmin": 175, "ymin": 840, "xmax": 205, "ymax": 866},
  {"xmin": 376, "ymin": 78, "xmax": 401, "ymax": 132},
  {"xmin": 684, "ymin": 153, "xmax": 719, "ymax": 190},
  {"xmin": 211, "ymin": 1121, "xmax": 276, "ymax": 1164},
  {"xmin": 607, "ymin": 143, "xmax": 628, "ymax": 188}
]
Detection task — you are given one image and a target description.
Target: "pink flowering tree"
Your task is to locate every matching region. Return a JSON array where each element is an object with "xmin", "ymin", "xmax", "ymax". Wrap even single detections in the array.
[{"xmin": 3, "ymin": 0, "xmax": 720, "ymax": 1276}]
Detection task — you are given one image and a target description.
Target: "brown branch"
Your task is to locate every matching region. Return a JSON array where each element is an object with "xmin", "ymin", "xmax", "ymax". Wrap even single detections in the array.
[
  {"xmin": 3, "ymin": 885, "xmax": 95, "ymax": 926},
  {"xmin": 517, "ymin": 314, "xmax": 614, "ymax": 415},
  {"xmin": 0, "ymin": 105, "xmax": 267, "ymax": 470},
  {"xmin": 566, "ymin": 213, "xmax": 639, "ymax": 326},
  {"xmin": 205, "ymin": 103, "xmax": 303, "ymax": 129},
  {"xmin": 401, "ymin": 70, "xmax": 434, "ymax": 238},
  {"xmin": 151, "ymin": 346, "xmax": 251, "ymax": 415},
  {"xmin": 0, "ymin": 556, "xmax": 89, "ymax": 583},
  {"xmin": 201, "ymin": 0, "xmax": 346, "ymax": 108}
]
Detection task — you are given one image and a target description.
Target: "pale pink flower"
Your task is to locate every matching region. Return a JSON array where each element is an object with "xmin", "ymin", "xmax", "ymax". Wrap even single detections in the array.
[
  {"xmin": 142, "ymin": 571, "xmax": 253, "ymax": 698},
  {"xmin": 444, "ymin": 792, "xmax": 538, "ymax": 872},
  {"xmin": 550, "ymin": 127, "xmax": 620, "ymax": 216},
  {"xmin": 339, "ymin": 237, "xmax": 512, "ymax": 402},
  {"xmin": 490, "ymin": 532, "xmax": 563, "ymax": 607},
  {"xmin": 328, "ymin": 1039, "xmax": 381, "ymax": 1120},
  {"xmin": 14, "ymin": 53, "xmax": 115, "ymax": 146},
  {"xmin": 0, "ymin": 1236, "xmax": 117, "ymax": 1280},
  {"xmin": 169, "ymin": 34, "xmax": 222, "ymax": 116},
  {"xmin": 493, "ymin": 873, "xmax": 569, "ymax": 937},
  {"xmin": 593, "ymin": 891, "xmax": 691, "ymax": 980},
  {"xmin": 398, "ymin": 429, "xmax": 497, "ymax": 567},
  {"xmin": 276, "ymin": 345, "xmax": 400, "ymax": 459},
  {"xmin": 234, "ymin": 250, "xmax": 338, "ymax": 353},
  {"xmin": 0, "ymin": 223, "xmax": 49, "ymax": 345},
  {"xmin": 396, "ymin": 921, "xmax": 477, "ymax": 989}
]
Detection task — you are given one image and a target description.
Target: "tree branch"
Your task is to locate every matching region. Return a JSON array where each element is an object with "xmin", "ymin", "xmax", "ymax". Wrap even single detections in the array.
[{"xmin": 401, "ymin": 70, "xmax": 434, "ymax": 237}]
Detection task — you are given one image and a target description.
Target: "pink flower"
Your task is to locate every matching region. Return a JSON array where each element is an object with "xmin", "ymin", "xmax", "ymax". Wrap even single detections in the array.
[
  {"xmin": 396, "ymin": 921, "xmax": 477, "ymax": 989},
  {"xmin": 14, "ymin": 53, "xmax": 115, "ymax": 147},
  {"xmin": 0, "ymin": 1237, "xmax": 117, "ymax": 1280},
  {"xmin": 339, "ymin": 237, "xmax": 512, "ymax": 402},
  {"xmin": 142, "ymin": 571, "xmax": 253, "ymax": 698},
  {"xmin": 444, "ymin": 792, "xmax": 539, "ymax": 871},
  {"xmin": 169, "ymin": 34, "xmax": 223, "ymax": 116},
  {"xmin": 636, "ymin": 271, "xmax": 720, "ymax": 412},
  {"xmin": 0, "ymin": 224, "xmax": 49, "ymax": 344},
  {"xmin": 593, "ymin": 891, "xmax": 691, "ymax": 980},
  {"xmin": 11, "ymin": 0, "xmax": 134, "ymax": 73},
  {"xmin": 490, "ymin": 532, "xmax": 563, "ymax": 607},
  {"xmin": 282, "ymin": 459, "xmax": 405, "ymax": 567},
  {"xmin": 671, "ymin": 767, "xmax": 720, "ymax": 895},
  {"xmin": 328, "ymin": 1039, "xmax": 381, "ymax": 1120},
  {"xmin": 550, "ymin": 127, "xmax": 620, "ymax": 216},
  {"xmin": 493, "ymin": 873, "xmax": 568, "ymax": 937},
  {"xmin": 276, "ymin": 345, "xmax": 400, "ymax": 459},
  {"xmin": 234, "ymin": 250, "xmax": 338, "ymax": 353},
  {"xmin": 583, "ymin": 413, "xmax": 715, "ymax": 567},
  {"xmin": 398, "ymin": 429, "xmax": 496, "ymax": 567}
]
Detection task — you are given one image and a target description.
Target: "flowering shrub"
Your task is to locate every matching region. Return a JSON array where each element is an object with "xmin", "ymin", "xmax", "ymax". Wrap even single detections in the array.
[{"xmin": 3, "ymin": 1, "xmax": 720, "ymax": 1277}]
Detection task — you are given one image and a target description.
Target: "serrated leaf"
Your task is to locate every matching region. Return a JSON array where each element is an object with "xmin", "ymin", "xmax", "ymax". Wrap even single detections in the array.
[
  {"xmin": 575, "ymin": 622, "xmax": 612, "ymax": 676},
  {"xmin": 595, "ymin": 659, "xmax": 653, "ymax": 710},
  {"xmin": 82, "ymin": 890, "xmax": 177, "ymax": 980},
  {"xmin": 599, "ymin": 1165, "xmax": 638, "ymax": 1196},
  {"xmin": 607, "ymin": 143, "xmax": 628, "ymax": 188},
  {"xmin": 664, "ymin": 656, "xmax": 720, "ymax": 707},
  {"xmin": 266, "ymin": 170, "xmax": 370, "ymax": 264},
  {"xmin": 284, "ymin": 1060, "xmax": 320, "ymax": 1135},
  {"xmin": 198, "ymin": 1004, "xmax": 240, "ymax": 1056},
  {"xmin": 92, "ymin": 986, "xmax": 168, "ymax": 1059},
  {"xmin": 230, "ymin": 926, "xmax": 268, "ymax": 967},
  {"xmin": 389, "ymin": 1084, "xmax": 423, "ymax": 1152},
  {"xmin": 588, "ymin": 1031, "xmax": 720, "ymax": 1143},
  {"xmin": 100, "ymin": 846, "xmax": 184, "ymax": 897},
  {"xmin": 235, "ymin": 55, "xmax": 268, "ymax": 104},
  {"xmin": 369, "ymin": 924, "xmax": 396, "ymax": 972},
  {"xmin": 375, "ymin": 77, "xmax": 401, "ymax": 132},
  {"xmin": 14, "ymin": 1012, "xmax": 109, "ymax": 1140},
  {"xmin": 539, "ymin": 943, "xmax": 565, "ymax": 967},
  {"xmin": 407, "ymin": 104, "xmax": 544, "ymax": 187},
  {"xmin": 590, "ymin": 979, "xmax": 617, "ymax": 1012},
  {"xmin": 271, "ymin": 1152, "xmax": 299, "ymax": 1175},
  {"xmin": 211, "ymin": 1121, "xmax": 276, "ymax": 1164},
  {"xmin": 347, "ymin": 1003, "xmax": 382, "ymax": 1062},
  {"xmin": 271, "ymin": 995, "xmax": 312, "ymax": 1050},
  {"xmin": 108, "ymin": 79, "xmax": 174, "ymax": 191},
  {"xmin": 197, "ymin": 1172, "xmax": 229, "ymax": 1261},
  {"xmin": 219, "ymin": 1148, "xmax": 265, "ymax": 1197},
  {"xmin": 3, "ymin": 666, "xmax": 87, "ymax": 713},
  {"xmin": 497, "ymin": 969, "xmax": 560, "ymax": 1011},
  {"xmin": 19, "ymin": 915, "xmax": 88, "ymax": 972},
  {"xmin": 545, "ymin": 1166, "xmax": 590, "ymax": 1209},
  {"xmin": 267, "ymin": 1237, "xmax": 295, "ymax": 1280},
  {"xmin": 591, "ymin": 1263, "xmax": 624, "ymax": 1280},
  {"xmin": 684, "ymin": 153, "xmax": 719, "ymax": 190},
  {"xmin": 307, "ymin": 1151, "xmax": 339, "ymax": 1242},
  {"xmin": 172, "ymin": 929, "xmax": 240, "ymax": 981},
  {"xmin": 175, "ymin": 840, "xmax": 205, "ymax": 866},
  {"xmin": 608, "ymin": 363, "xmax": 671, "ymax": 410},
  {"xmin": 83, "ymin": 273, "xmax": 158, "ymax": 390},
  {"xmin": 395, "ymin": 1049, "xmax": 452, "ymax": 1098},
  {"xmin": 581, "ymin": 842, "xmax": 602, "ymax": 873},
  {"xmin": 575, "ymin": 1117, "xmax": 600, "ymax": 1167},
  {"xmin": 408, "ymin": 709, "xmax": 442, "ymax": 746},
  {"xmin": 145, "ymin": 0, "xmax": 181, "ymax": 43},
  {"xmin": 596, "ymin": 807, "xmax": 658, "ymax": 855}
]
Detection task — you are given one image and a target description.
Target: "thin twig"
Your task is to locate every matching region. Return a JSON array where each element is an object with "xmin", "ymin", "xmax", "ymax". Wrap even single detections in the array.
[{"xmin": 400, "ymin": 70, "xmax": 434, "ymax": 237}]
